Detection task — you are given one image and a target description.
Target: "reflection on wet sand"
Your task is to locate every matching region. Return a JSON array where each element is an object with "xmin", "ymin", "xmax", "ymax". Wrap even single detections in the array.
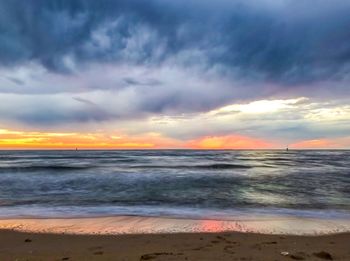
[{"xmin": 1, "ymin": 215, "xmax": 350, "ymax": 235}]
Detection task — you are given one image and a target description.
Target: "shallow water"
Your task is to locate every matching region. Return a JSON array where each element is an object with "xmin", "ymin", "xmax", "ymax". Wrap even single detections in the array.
[{"xmin": 0, "ymin": 150, "xmax": 349, "ymax": 220}]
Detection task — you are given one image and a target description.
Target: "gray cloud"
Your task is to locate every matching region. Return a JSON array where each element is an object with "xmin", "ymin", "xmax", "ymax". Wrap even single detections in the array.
[
  {"xmin": 1, "ymin": 0, "xmax": 350, "ymax": 84},
  {"xmin": 3, "ymin": 76, "xmax": 24, "ymax": 85},
  {"xmin": 0, "ymin": 0, "xmax": 350, "ymax": 129}
]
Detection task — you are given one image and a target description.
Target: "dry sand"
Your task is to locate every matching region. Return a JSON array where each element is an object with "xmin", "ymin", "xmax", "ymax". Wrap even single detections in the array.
[{"xmin": 1, "ymin": 230, "xmax": 350, "ymax": 260}]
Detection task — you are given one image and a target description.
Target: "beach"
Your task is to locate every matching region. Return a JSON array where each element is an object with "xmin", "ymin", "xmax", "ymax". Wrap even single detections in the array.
[
  {"xmin": 1, "ymin": 228, "xmax": 349, "ymax": 260},
  {"xmin": 1, "ymin": 216, "xmax": 350, "ymax": 260}
]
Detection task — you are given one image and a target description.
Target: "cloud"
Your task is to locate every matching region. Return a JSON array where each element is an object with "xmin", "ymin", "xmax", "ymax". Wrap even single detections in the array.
[
  {"xmin": 0, "ymin": 0, "xmax": 350, "ymax": 147},
  {"xmin": 0, "ymin": 63, "xmax": 240, "ymax": 126},
  {"xmin": 118, "ymin": 97, "xmax": 350, "ymax": 145},
  {"xmin": 1, "ymin": 0, "xmax": 350, "ymax": 85},
  {"xmin": 0, "ymin": 92, "xmax": 115, "ymax": 125}
]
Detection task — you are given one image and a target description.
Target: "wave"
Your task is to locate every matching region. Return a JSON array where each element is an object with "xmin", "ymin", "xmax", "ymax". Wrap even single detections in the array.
[
  {"xmin": 0, "ymin": 165, "xmax": 94, "ymax": 171},
  {"xmin": 130, "ymin": 163, "xmax": 253, "ymax": 169},
  {"xmin": 0, "ymin": 163, "xmax": 253, "ymax": 172}
]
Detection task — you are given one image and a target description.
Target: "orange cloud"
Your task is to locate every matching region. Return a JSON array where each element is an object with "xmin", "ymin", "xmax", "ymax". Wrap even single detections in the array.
[
  {"xmin": 186, "ymin": 135, "xmax": 271, "ymax": 149},
  {"xmin": 291, "ymin": 137, "xmax": 350, "ymax": 149}
]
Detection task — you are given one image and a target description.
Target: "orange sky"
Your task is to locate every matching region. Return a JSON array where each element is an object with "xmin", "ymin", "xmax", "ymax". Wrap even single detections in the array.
[
  {"xmin": 0, "ymin": 128, "xmax": 278, "ymax": 149},
  {"xmin": 2, "ymin": 128, "xmax": 348, "ymax": 149},
  {"xmin": 187, "ymin": 135, "xmax": 272, "ymax": 149},
  {"xmin": 291, "ymin": 137, "xmax": 350, "ymax": 149},
  {"xmin": 0, "ymin": 129, "xmax": 180, "ymax": 149}
]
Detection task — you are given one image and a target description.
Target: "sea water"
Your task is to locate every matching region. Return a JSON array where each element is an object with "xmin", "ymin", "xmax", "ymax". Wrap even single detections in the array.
[{"xmin": 0, "ymin": 150, "xmax": 349, "ymax": 221}]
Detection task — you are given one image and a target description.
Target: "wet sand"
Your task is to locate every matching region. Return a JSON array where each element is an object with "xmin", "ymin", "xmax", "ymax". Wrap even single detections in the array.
[
  {"xmin": 1, "ymin": 215, "xmax": 350, "ymax": 235},
  {"xmin": 1, "ymin": 229, "xmax": 350, "ymax": 260}
]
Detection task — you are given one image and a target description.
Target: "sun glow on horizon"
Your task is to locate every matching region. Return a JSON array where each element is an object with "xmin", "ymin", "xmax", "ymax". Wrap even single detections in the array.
[
  {"xmin": 0, "ymin": 129, "xmax": 178, "ymax": 149},
  {"xmin": 187, "ymin": 135, "xmax": 272, "ymax": 149},
  {"xmin": 0, "ymin": 128, "xmax": 273, "ymax": 150},
  {"xmin": 1, "ymin": 127, "xmax": 350, "ymax": 150}
]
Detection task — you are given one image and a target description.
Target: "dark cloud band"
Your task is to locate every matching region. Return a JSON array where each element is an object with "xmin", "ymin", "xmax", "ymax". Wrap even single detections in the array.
[{"xmin": 1, "ymin": 0, "xmax": 350, "ymax": 85}]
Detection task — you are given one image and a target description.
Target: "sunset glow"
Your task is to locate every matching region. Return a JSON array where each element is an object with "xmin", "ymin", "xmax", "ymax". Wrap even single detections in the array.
[
  {"xmin": 187, "ymin": 135, "xmax": 271, "ymax": 150},
  {"xmin": 1, "ymin": 127, "xmax": 349, "ymax": 150},
  {"xmin": 0, "ymin": 129, "xmax": 180, "ymax": 149}
]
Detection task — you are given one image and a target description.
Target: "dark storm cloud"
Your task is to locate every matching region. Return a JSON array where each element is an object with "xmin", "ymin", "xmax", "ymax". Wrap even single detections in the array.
[
  {"xmin": 0, "ymin": 0, "xmax": 350, "ymax": 85},
  {"xmin": 1, "ymin": 0, "xmax": 350, "ymax": 131},
  {"xmin": 122, "ymin": 77, "xmax": 162, "ymax": 87},
  {"xmin": 16, "ymin": 97, "xmax": 113, "ymax": 125}
]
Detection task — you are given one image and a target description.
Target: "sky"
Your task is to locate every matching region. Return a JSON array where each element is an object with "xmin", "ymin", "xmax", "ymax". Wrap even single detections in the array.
[{"xmin": 0, "ymin": 0, "xmax": 350, "ymax": 149}]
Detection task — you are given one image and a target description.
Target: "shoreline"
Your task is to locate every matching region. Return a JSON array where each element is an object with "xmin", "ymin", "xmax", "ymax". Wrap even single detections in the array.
[{"xmin": 1, "ymin": 215, "xmax": 350, "ymax": 236}]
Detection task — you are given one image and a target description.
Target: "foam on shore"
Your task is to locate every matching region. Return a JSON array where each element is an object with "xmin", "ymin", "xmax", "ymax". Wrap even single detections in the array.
[{"xmin": 1, "ymin": 215, "xmax": 350, "ymax": 235}]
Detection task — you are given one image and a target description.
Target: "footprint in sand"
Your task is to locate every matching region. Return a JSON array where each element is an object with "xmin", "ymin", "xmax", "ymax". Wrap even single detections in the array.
[
  {"xmin": 88, "ymin": 246, "xmax": 103, "ymax": 251},
  {"xmin": 140, "ymin": 252, "xmax": 184, "ymax": 260},
  {"xmin": 313, "ymin": 251, "xmax": 333, "ymax": 260},
  {"xmin": 224, "ymin": 245, "xmax": 235, "ymax": 254},
  {"xmin": 262, "ymin": 241, "xmax": 277, "ymax": 245},
  {"xmin": 191, "ymin": 246, "xmax": 205, "ymax": 251},
  {"xmin": 290, "ymin": 254, "xmax": 305, "ymax": 260}
]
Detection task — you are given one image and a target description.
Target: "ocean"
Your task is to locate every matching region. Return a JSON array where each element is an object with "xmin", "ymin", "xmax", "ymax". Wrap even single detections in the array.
[{"xmin": 0, "ymin": 150, "xmax": 349, "ymax": 220}]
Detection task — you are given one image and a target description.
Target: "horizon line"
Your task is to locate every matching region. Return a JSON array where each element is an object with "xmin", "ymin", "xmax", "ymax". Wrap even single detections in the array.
[{"xmin": 0, "ymin": 148, "xmax": 349, "ymax": 151}]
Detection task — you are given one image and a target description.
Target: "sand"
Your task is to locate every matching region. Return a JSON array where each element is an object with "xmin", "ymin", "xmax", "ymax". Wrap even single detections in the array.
[
  {"xmin": 1, "ymin": 230, "xmax": 350, "ymax": 260},
  {"xmin": 1, "ymin": 216, "xmax": 350, "ymax": 260}
]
